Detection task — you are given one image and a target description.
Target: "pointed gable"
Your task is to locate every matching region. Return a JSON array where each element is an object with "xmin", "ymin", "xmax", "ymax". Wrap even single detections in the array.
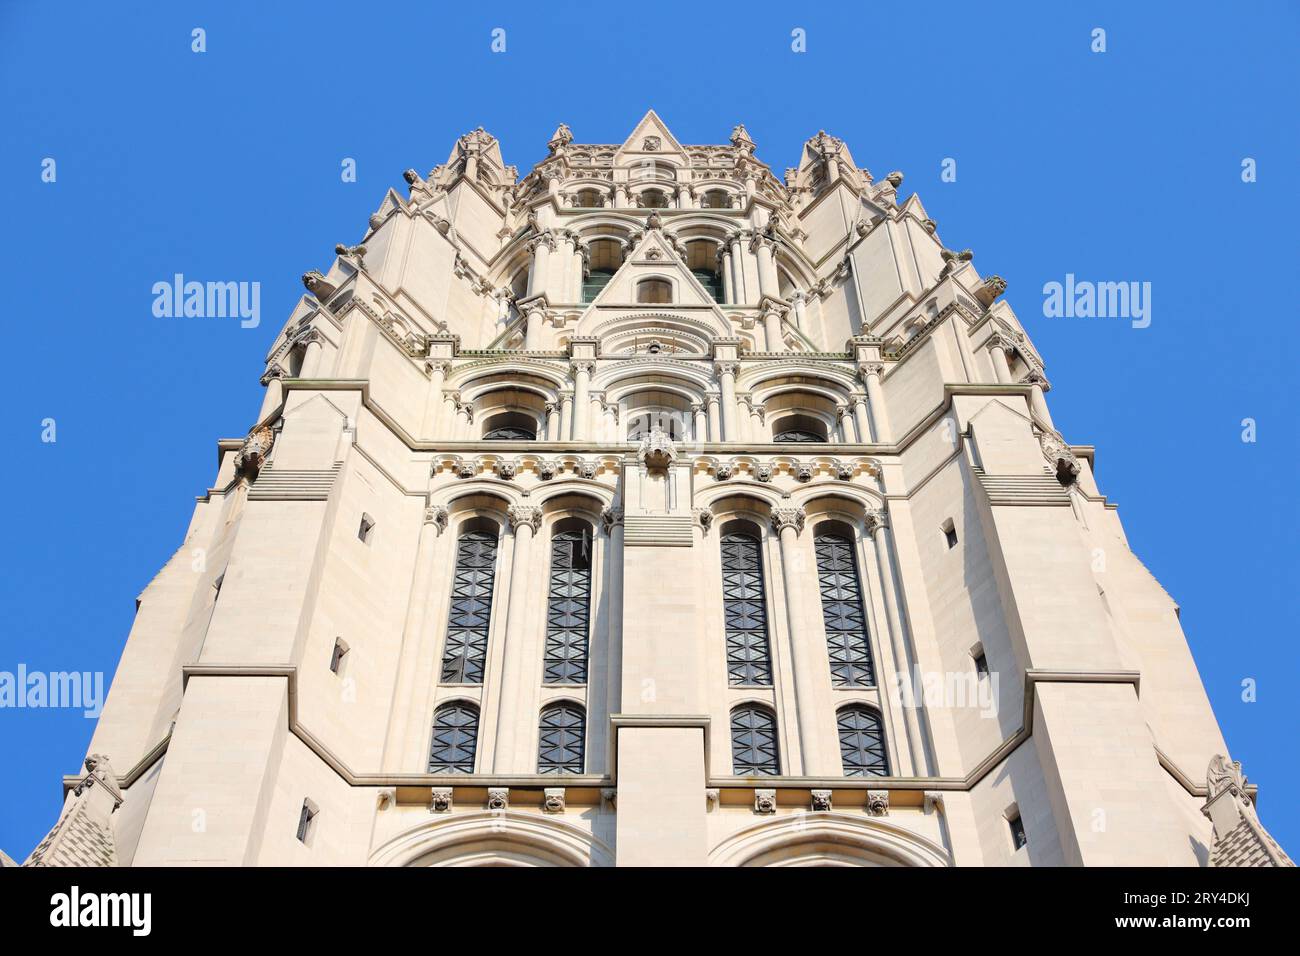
[
  {"xmin": 587, "ymin": 225, "xmax": 719, "ymax": 309},
  {"xmin": 614, "ymin": 109, "xmax": 687, "ymax": 166}
]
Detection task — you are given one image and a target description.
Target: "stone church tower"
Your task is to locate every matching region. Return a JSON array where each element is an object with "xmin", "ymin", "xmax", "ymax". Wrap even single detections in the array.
[{"xmin": 26, "ymin": 112, "xmax": 1289, "ymax": 867}]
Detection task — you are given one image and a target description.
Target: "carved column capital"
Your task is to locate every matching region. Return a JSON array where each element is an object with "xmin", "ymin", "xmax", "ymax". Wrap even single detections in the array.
[
  {"xmin": 864, "ymin": 508, "xmax": 889, "ymax": 536},
  {"xmin": 506, "ymin": 505, "xmax": 542, "ymax": 535},
  {"xmin": 600, "ymin": 506, "xmax": 624, "ymax": 535},
  {"xmin": 1021, "ymin": 367, "xmax": 1051, "ymax": 392},
  {"xmin": 858, "ymin": 361, "xmax": 885, "ymax": 381},
  {"xmin": 714, "ymin": 361, "xmax": 740, "ymax": 378},
  {"xmin": 770, "ymin": 507, "xmax": 806, "ymax": 536},
  {"xmin": 424, "ymin": 505, "xmax": 449, "ymax": 533}
]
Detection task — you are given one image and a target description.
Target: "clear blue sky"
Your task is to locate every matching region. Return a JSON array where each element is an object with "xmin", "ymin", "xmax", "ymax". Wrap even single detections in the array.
[{"xmin": 1, "ymin": 1, "xmax": 1296, "ymax": 861}]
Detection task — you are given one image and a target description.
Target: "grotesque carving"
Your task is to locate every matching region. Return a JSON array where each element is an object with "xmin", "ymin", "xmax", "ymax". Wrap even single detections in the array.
[
  {"xmin": 424, "ymin": 505, "xmax": 449, "ymax": 534},
  {"xmin": 542, "ymin": 788, "xmax": 566, "ymax": 813},
  {"xmin": 638, "ymin": 425, "xmax": 676, "ymax": 470},
  {"xmin": 794, "ymin": 463, "xmax": 814, "ymax": 482},
  {"xmin": 301, "ymin": 270, "xmax": 337, "ymax": 301},
  {"xmin": 486, "ymin": 788, "xmax": 509, "ymax": 812},
  {"xmin": 430, "ymin": 788, "xmax": 453, "ymax": 813},
  {"xmin": 754, "ymin": 789, "xmax": 777, "ymax": 814},
  {"xmin": 600, "ymin": 507, "xmax": 624, "ymax": 535},
  {"xmin": 866, "ymin": 790, "xmax": 890, "ymax": 816},
  {"xmin": 811, "ymin": 789, "xmax": 833, "ymax": 812},
  {"xmin": 975, "ymin": 275, "xmax": 1008, "ymax": 308},
  {"xmin": 235, "ymin": 425, "xmax": 275, "ymax": 476},
  {"xmin": 496, "ymin": 461, "xmax": 517, "ymax": 481},
  {"xmin": 694, "ymin": 508, "xmax": 714, "ymax": 534},
  {"xmin": 714, "ymin": 462, "xmax": 734, "ymax": 481}
]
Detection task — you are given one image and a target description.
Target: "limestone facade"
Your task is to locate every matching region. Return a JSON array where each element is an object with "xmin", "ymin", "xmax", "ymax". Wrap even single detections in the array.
[{"xmin": 26, "ymin": 111, "xmax": 1287, "ymax": 866}]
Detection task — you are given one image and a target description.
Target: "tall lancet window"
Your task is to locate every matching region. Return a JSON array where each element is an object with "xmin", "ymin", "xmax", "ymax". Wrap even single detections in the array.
[
  {"xmin": 427, "ymin": 701, "xmax": 479, "ymax": 773},
  {"xmin": 439, "ymin": 528, "xmax": 499, "ymax": 684},
  {"xmin": 543, "ymin": 527, "xmax": 593, "ymax": 684},
  {"xmin": 720, "ymin": 528, "xmax": 773, "ymax": 685},
  {"xmin": 730, "ymin": 705, "xmax": 780, "ymax": 775},
  {"xmin": 538, "ymin": 702, "xmax": 586, "ymax": 773},
  {"xmin": 837, "ymin": 705, "xmax": 889, "ymax": 776},
  {"xmin": 813, "ymin": 531, "xmax": 876, "ymax": 687}
]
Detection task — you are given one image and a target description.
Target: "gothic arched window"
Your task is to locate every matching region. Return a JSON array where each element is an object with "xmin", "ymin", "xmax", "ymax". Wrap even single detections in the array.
[
  {"xmin": 439, "ymin": 529, "xmax": 498, "ymax": 684},
  {"xmin": 427, "ymin": 701, "xmax": 479, "ymax": 773},
  {"xmin": 538, "ymin": 702, "xmax": 586, "ymax": 773},
  {"xmin": 814, "ymin": 532, "xmax": 875, "ymax": 686},
  {"xmin": 837, "ymin": 705, "xmax": 889, "ymax": 776},
  {"xmin": 701, "ymin": 189, "xmax": 731, "ymax": 209},
  {"xmin": 543, "ymin": 528, "xmax": 592, "ymax": 684},
  {"xmin": 720, "ymin": 530, "xmax": 773, "ymax": 685},
  {"xmin": 731, "ymin": 705, "xmax": 780, "ymax": 775}
]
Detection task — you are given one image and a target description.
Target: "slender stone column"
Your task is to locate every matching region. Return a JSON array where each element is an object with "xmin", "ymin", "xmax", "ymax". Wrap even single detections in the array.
[
  {"xmin": 526, "ymin": 232, "xmax": 553, "ymax": 298},
  {"xmin": 559, "ymin": 391, "xmax": 573, "ymax": 440},
  {"xmin": 1022, "ymin": 368, "xmax": 1054, "ymax": 428},
  {"xmin": 571, "ymin": 361, "xmax": 594, "ymax": 441},
  {"xmin": 691, "ymin": 403, "xmax": 707, "ymax": 443},
  {"xmin": 601, "ymin": 507, "xmax": 624, "ymax": 728},
  {"xmin": 706, "ymin": 395, "xmax": 721, "ymax": 442},
  {"xmin": 727, "ymin": 231, "xmax": 746, "ymax": 303},
  {"xmin": 258, "ymin": 366, "xmax": 285, "ymax": 421},
  {"xmin": 493, "ymin": 505, "xmax": 543, "ymax": 771},
  {"xmin": 613, "ymin": 184, "xmax": 628, "ymax": 209},
  {"xmin": 772, "ymin": 507, "xmax": 827, "ymax": 775},
  {"xmin": 748, "ymin": 398, "xmax": 765, "ymax": 441},
  {"xmin": 838, "ymin": 405, "xmax": 858, "ymax": 443},
  {"xmin": 762, "ymin": 306, "xmax": 784, "ymax": 352},
  {"xmin": 716, "ymin": 362, "xmax": 739, "ymax": 441},
  {"xmin": 523, "ymin": 307, "xmax": 545, "ymax": 351},
  {"xmin": 851, "ymin": 393, "xmax": 872, "ymax": 443},
  {"xmin": 752, "ymin": 233, "xmax": 779, "ymax": 298},
  {"xmin": 382, "ymin": 504, "xmax": 448, "ymax": 769},
  {"xmin": 545, "ymin": 402, "xmax": 560, "ymax": 441},
  {"xmin": 865, "ymin": 509, "xmax": 930, "ymax": 775},
  {"xmin": 859, "ymin": 362, "xmax": 890, "ymax": 443},
  {"xmin": 718, "ymin": 246, "xmax": 733, "ymax": 303},
  {"xmin": 421, "ymin": 360, "xmax": 449, "ymax": 438},
  {"xmin": 790, "ymin": 290, "xmax": 807, "ymax": 330},
  {"xmin": 300, "ymin": 332, "xmax": 324, "ymax": 377},
  {"xmin": 988, "ymin": 334, "xmax": 1013, "ymax": 384}
]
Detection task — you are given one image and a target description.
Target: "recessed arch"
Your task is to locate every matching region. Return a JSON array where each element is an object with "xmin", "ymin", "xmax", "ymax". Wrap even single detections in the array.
[
  {"xmin": 369, "ymin": 811, "xmax": 615, "ymax": 867},
  {"xmin": 708, "ymin": 814, "xmax": 951, "ymax": 868}
]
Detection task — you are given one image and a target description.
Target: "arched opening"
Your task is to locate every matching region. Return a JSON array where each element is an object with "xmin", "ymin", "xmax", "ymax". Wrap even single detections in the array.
[
  {"xmin": 686, "ymin": 240, "xmax": 723, "ymax": 302},
  {"xmin": 636, "ymin": 278, "xmax": 672, "ymax": 304},
  {"xmin": 771, "ymin": 413, "xmax": 829, "ymax": 442},
  {"xmin": 837, "ymin": 704, "xmax": 890, "ymax": 776},
  {"xmin": 583, "ymin": 239, "xmax": 623, "ymax": 303},
  {"xmin": 573, "ymin": 188, "xmax": 603, "ymax": 208},
  {"xmin": 427, "ymin": 701, "xmax": 479, "ymax": 773},
  {"xmin": 639, "ymin": 189, "xmax": 669, "ymax": 209},
  {"xmin": 700, "ymin": 189, "xmax": 731, "ymax": 209},
  {"xmin": 538, "ymin": 702, "xmax": 586, "ymax": 773},
  {"xmin": 482, "ymin": 410, "xmax": 537, "ymax": 441},
  {"xmin": 622, "ymin": 388, "xmax": 695, "ymax": 441},
  {"xmin": 730, "ymin": 703, "xmax": 780, "ymax": 775},
  {"xmin": 719, "ymin": 520, "xmax": 774, "ymax": 689}
]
